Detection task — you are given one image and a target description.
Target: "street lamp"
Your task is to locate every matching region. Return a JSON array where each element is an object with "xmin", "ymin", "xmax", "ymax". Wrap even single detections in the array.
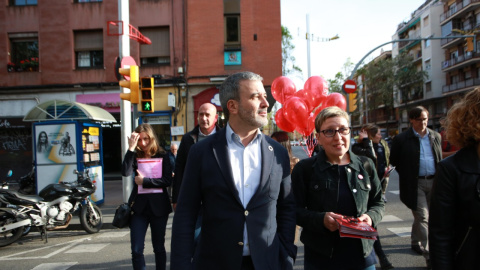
[{"xmin": 306, "ymin": 14, "xmax": 339, "ymax": 78}]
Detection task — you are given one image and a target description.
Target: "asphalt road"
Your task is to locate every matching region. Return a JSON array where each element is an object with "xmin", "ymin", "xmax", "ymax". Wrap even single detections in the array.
[{"xmin": 0, "ymin": 146, "xmax": 429, "ymax": 269}]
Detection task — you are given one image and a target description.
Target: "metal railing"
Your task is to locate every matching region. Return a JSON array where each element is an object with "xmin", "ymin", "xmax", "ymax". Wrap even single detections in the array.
[{"xmin": 442, "ymin": 77, "xmax": 480, "ymax": 93}]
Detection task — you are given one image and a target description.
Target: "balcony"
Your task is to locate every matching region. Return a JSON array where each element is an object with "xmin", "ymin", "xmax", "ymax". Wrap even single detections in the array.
[
  {"xmin": 440, "ymin": 0, "xmax": 480, "ymax": 24},
  {"xmin": 442, "ymin": 51, "xmax": 480, "ymax": 71},
  {"xmin": 442, "ymin": 77, "xmax": 480, "ymax": 93},
  {"xmin": 398, "ymin": 29, "xmax": 421, "ymax": 50}
]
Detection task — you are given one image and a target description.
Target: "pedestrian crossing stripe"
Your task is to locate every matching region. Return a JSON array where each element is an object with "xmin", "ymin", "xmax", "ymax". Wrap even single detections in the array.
[
  {"xmin": 387, "ymin": 226, "xmax": 411, "ymax": 237},
  {"xmin": 65, "ymin": 243, "xmax": 110, "ymax": 253},
  {"xmin": 98, "ymin": 231, "xmax": 130, "ymax": 238},
  {"xmin": 31, "ymin": 262, "xmax": 77, "ymax": 270},
  {"xmin": 382, "ymin": 215, "xmax": 403, "ymax": 222},
  {"xmin": 389, "ymin": 190, "xmax": 400, "ymax": 195}
]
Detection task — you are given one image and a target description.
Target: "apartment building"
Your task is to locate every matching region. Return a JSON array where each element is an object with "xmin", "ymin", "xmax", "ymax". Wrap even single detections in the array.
[
  {"xmin": 439, "ymin": 0, "xmax": 480, "ymax": 106},
  {"xmin": 0, "ymin": 0, "xmax": 282, "ymax": 175},
  {"xmin": 391, "ymin": 0, "xmax": 445, "ymax": 132}
]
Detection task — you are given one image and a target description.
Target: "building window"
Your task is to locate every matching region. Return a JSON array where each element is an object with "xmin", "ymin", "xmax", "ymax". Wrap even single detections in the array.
[
  {"xmin": 224, "ymin": 0, "xmax": 240, "ymax": 48},
  {"xmin": 9, "ymin": 0, "xmax": 37, "ymax": 6},
  {"xmin": 140, "ymin": 27, "xmax": 170, "ymax": 66},
  {"xmin": 225, "ymin": 16, "xmax": 240, "ymax": 44},
  {"xmin": 425, "ymin": 81, "xmax": 431, "ymax": 92},
  {"xmin": 424, "ymin": 59, "xmax": 431, "ymax": 70},
  {"xmin": 74, "ymin": 30, "xmax": 103, "ymax": 69},
  {"xmin": 9, "ymin": 33, "xmax": 39, "ymax": 72},
  {"xmin": 425, "ymin": 38, "xmax": 431, "ymax": 48},
  {"xmin": 465, "ymin": 70, "xmax": 472, "ymax": 80},
  {"xmin": 423, "ymin": 16, "xmax": 429, "ymax": 27}
]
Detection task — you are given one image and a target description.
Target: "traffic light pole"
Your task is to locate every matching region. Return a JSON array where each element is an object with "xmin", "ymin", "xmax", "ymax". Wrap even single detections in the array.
[{"xmin": 119, "ymin": 0, "xmax": 133, "ymax": 203}]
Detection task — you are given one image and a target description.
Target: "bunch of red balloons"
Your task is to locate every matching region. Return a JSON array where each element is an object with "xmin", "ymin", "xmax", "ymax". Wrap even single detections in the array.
[{"xmin": 273, "ymin": 76, "xmax": 347, "ymax": 137}]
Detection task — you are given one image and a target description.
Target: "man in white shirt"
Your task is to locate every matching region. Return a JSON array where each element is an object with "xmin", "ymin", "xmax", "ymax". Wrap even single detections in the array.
[{"xmin": 171, "ymin": 71, "xmax": 297, "ymax": 270}]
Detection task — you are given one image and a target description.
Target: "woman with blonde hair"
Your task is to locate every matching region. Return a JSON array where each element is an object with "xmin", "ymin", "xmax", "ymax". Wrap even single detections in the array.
[
  {"xmin": 121, "ymin": 123, "xmax": 173, "ymax": 270},
  {"xmin": 292, "ymin": 106, "xmax": 384, "ymax": 270},
  {"xmin": 429, "ymin": 87, "xmax": 480, "ymax": 270}
]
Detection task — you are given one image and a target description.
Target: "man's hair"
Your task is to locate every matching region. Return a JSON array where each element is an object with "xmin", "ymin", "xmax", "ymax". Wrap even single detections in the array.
[
  {"xmin": 315, "ymin": 106, "xmax": 349, "ymax": 132},
  {"xmin": 408, "ymin": 106, "xmax": 429, "ymax": 120},
  {"xmin": 219, "ymin": 71, "xmax": 263, "ymax": 120},
  {"xmin": 444, "ymin": 87, "xmax": 480, "ymax": 148}
]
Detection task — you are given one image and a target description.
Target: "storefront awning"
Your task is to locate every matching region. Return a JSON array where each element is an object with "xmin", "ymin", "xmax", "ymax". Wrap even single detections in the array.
[{"xmin": 23, "ymin": 100, "xmax": 117, "ymax": 123}]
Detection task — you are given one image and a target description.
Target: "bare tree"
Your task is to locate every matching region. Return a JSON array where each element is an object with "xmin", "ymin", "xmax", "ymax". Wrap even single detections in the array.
[{"xmin": 282, "ymin": 26, "xmax": 302, "ymax": 76}]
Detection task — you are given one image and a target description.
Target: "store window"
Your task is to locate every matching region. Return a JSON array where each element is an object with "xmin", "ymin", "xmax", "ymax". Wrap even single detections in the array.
[
  {"xmin": 74, "ymin": 30, "xmax": 104, "ymax": 69},
  {"xmin": 9, "ymin": 33, "xmax": 39, "ymax": 72},
  {"xmin": 140, "ymin": 27, "xmax": 170, "ymax": 66}
]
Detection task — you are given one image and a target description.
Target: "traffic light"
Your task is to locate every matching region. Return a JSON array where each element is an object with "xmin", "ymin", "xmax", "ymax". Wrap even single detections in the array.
[
  {"xmin": 466, "ymin": 37, "xmax": 474, "ymax": 52},
  {"xmin": 140, "ymin": 77, "xmax": 154, "ymax": 113},
  {"xmin": 119, "ymin": 65, "xmax": 139, "ymax": 104},
  {"xmin": 348, "ymin": 93, "xmax": 357, "ymax": 113}
]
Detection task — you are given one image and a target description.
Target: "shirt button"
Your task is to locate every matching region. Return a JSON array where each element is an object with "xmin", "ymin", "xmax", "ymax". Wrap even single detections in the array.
[
  {"xmin": 245, "ymin": 184, "xmax": 249, "ymax": 188},
  {"xmin": 238, "ymin": 242, "xmax": 244, "ymax": 246},
  {"xmin": 347, "ymin": 168, "xmax": 351, "ymax": 172},
  {"xmin": 245, "ymin": 210, "xmax": 249, "ymax": 216}
]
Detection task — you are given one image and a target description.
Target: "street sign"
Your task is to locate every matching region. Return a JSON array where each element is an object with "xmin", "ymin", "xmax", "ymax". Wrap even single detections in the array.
[
  {"xmin": 343, "ymin": 79, "xmax": 357, "ymax": 94},
  {"xmin": 120, "ymin": 56, "xmax": 137, "ymax": 80}
]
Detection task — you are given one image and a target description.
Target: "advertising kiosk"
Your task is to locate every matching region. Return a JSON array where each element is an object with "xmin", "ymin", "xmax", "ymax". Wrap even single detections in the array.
[{"xmin": 24, "ymin": 100, "xmax": 117, "ymax": 205}]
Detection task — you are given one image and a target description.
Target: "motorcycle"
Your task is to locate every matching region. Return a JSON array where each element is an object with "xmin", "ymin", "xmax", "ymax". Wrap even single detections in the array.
[
  {"xmin": 0, "ymin": 169, "xmax": 103, "ymax": 247},
  {"xmin": 1, "ymin": 170, "xmax": 33, "ymax": 237}
]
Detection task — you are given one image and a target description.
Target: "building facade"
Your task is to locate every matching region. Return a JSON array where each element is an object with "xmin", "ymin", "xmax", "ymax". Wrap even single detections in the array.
[{"xmin": 0, "ymin": 0, "xmax": 282, "ymax": 176}]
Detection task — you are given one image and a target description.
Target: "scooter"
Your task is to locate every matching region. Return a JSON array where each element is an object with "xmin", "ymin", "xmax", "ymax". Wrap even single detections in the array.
[{"xmin": 0, "ymin": 169, "xmax": 103, "ymax": 247}]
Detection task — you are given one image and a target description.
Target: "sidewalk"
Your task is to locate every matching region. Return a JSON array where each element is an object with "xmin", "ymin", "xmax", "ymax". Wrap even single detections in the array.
[{"xmin": 67, "ymin": 179, "xmax": 125, "ymax": 230}]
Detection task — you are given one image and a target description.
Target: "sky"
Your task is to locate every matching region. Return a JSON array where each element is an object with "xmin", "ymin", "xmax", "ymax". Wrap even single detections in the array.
[{"xmin": 280, "ymin": 0, "xmax": 427, "ymax": 89}]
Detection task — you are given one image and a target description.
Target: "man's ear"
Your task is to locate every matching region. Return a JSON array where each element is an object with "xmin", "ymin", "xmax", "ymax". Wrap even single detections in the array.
[{"xmin": 227, "ymin": 99, "xmax": 238, "ymax": 116}]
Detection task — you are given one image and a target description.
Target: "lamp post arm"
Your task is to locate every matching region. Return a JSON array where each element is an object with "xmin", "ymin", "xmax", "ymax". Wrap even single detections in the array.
[{"xmin": 348, "ymin": 35, "xmax": 476, "ymax": 80}]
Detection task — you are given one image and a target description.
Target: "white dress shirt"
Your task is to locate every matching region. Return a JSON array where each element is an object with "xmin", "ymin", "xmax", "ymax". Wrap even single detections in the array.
[{"xmin": 225, "ymin": 123, "xmax": 262, "ymax": 256}]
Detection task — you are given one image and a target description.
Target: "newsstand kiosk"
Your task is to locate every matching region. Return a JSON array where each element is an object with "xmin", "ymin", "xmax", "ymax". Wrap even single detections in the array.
[{"xmin": 24, "ymin": 100, "xmax": 117, "ymax": 205}]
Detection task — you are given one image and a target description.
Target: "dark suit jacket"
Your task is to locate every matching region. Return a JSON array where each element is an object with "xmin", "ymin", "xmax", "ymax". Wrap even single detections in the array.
[
  {"xmin": 121, "ymin": 150, "xmax": 173, "ymax": 216},
  {"xmin": 170, "ymin": 127, "xmax": 297, "ymax": 270}
]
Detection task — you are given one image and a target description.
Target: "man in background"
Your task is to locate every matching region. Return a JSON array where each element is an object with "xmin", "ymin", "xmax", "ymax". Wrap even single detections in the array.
[
  {"xmin": 172, "ymin": 103, "xmax": 220, "ymax": 210},
  {"xmin": 390, "ymin": 106, "xmax": 442, "ymax": 269}
]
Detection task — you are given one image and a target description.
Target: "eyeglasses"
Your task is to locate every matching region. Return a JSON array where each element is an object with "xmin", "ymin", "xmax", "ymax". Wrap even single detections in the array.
[{"xmin": 319, "ymin": 127, "xmax": 351, "ymax": 137}]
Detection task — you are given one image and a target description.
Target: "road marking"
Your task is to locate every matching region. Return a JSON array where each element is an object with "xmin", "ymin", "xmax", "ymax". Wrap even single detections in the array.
[
  {"xmin": 387, "ymin": 227, "xmax": 411, "ymax": 237},
  {"xmin": 382, "ymin": 215, "xmax": 403, "ymax": 222},
  {"xmin": 0, "ymin": 237, "xmax": 90, "ymax": 261},
  {"xmin": 65, "ymin": 243, "xmax": 110, "ymax": 253},
  {"xmin": 31, "ymin": 262, "xmax": 78, "ymax": 270},
  {"xmin": 389, "ymin": 190, "xmax": 400, "ymax": 195},
  {"xmin": 98, "ymin": 231, "xmax": 129, "ymax": 238}
]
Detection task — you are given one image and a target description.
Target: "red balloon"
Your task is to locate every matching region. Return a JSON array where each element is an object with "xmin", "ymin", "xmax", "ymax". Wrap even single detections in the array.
[
  {"xmin": 304, "ymin": 76, "xmax": 328, "ymax": 108},
  {"xmin": 294, "ymin": 89, "xmax": 314, "ymax": 112},
  {"xmin": 275, "ymin": 107, "xmax": 296, "ymax": 132},
  {"xmin": 271, "ymin": 76, "xmax": 296, "ymax": 104},
  {"xmin": 296, "ymin": 113, "xmax": 316, "ymax": 137},
  {"xmin": 283, "ymin": 97, "xmax": 310, "ymax": 129},
  {"xmin": 325, "ymin": 93, "xmax": 347, "ymax": 111}
]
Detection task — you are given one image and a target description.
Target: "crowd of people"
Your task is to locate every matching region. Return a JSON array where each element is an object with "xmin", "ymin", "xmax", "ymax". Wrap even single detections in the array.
[{"xmin": 120, "ymin": 70, "xmax": 479, "ymax": 270}]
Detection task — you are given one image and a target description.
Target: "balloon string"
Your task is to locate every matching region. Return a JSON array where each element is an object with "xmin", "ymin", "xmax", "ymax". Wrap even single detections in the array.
[{"xmin": 301, "ymin": 134, "xmax": 318, "ymax": 157}]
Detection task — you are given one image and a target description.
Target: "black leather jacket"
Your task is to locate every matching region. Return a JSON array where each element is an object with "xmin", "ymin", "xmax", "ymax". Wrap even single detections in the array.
[
  {"xmin": 429, "ymin": 145, "xmax": 480, "ymax": 270},
  {"xmin": 291, "ymin": 149, "xmax": 384, "ymax": 258}
]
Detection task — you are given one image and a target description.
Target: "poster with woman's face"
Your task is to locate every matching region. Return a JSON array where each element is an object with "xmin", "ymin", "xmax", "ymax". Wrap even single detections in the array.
[{"xmin": 35, "ymin": 124, "xmax": 77, "ymax": 164}]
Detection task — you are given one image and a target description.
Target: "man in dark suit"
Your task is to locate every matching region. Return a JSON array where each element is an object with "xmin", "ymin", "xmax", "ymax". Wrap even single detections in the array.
[
  {"xmin": 390, "ymin": 106, "xmax": 442, "ymax": 269},
  {"xmin": 171, "ymin": 71, "xmax": 297, "ymax": 270}
]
